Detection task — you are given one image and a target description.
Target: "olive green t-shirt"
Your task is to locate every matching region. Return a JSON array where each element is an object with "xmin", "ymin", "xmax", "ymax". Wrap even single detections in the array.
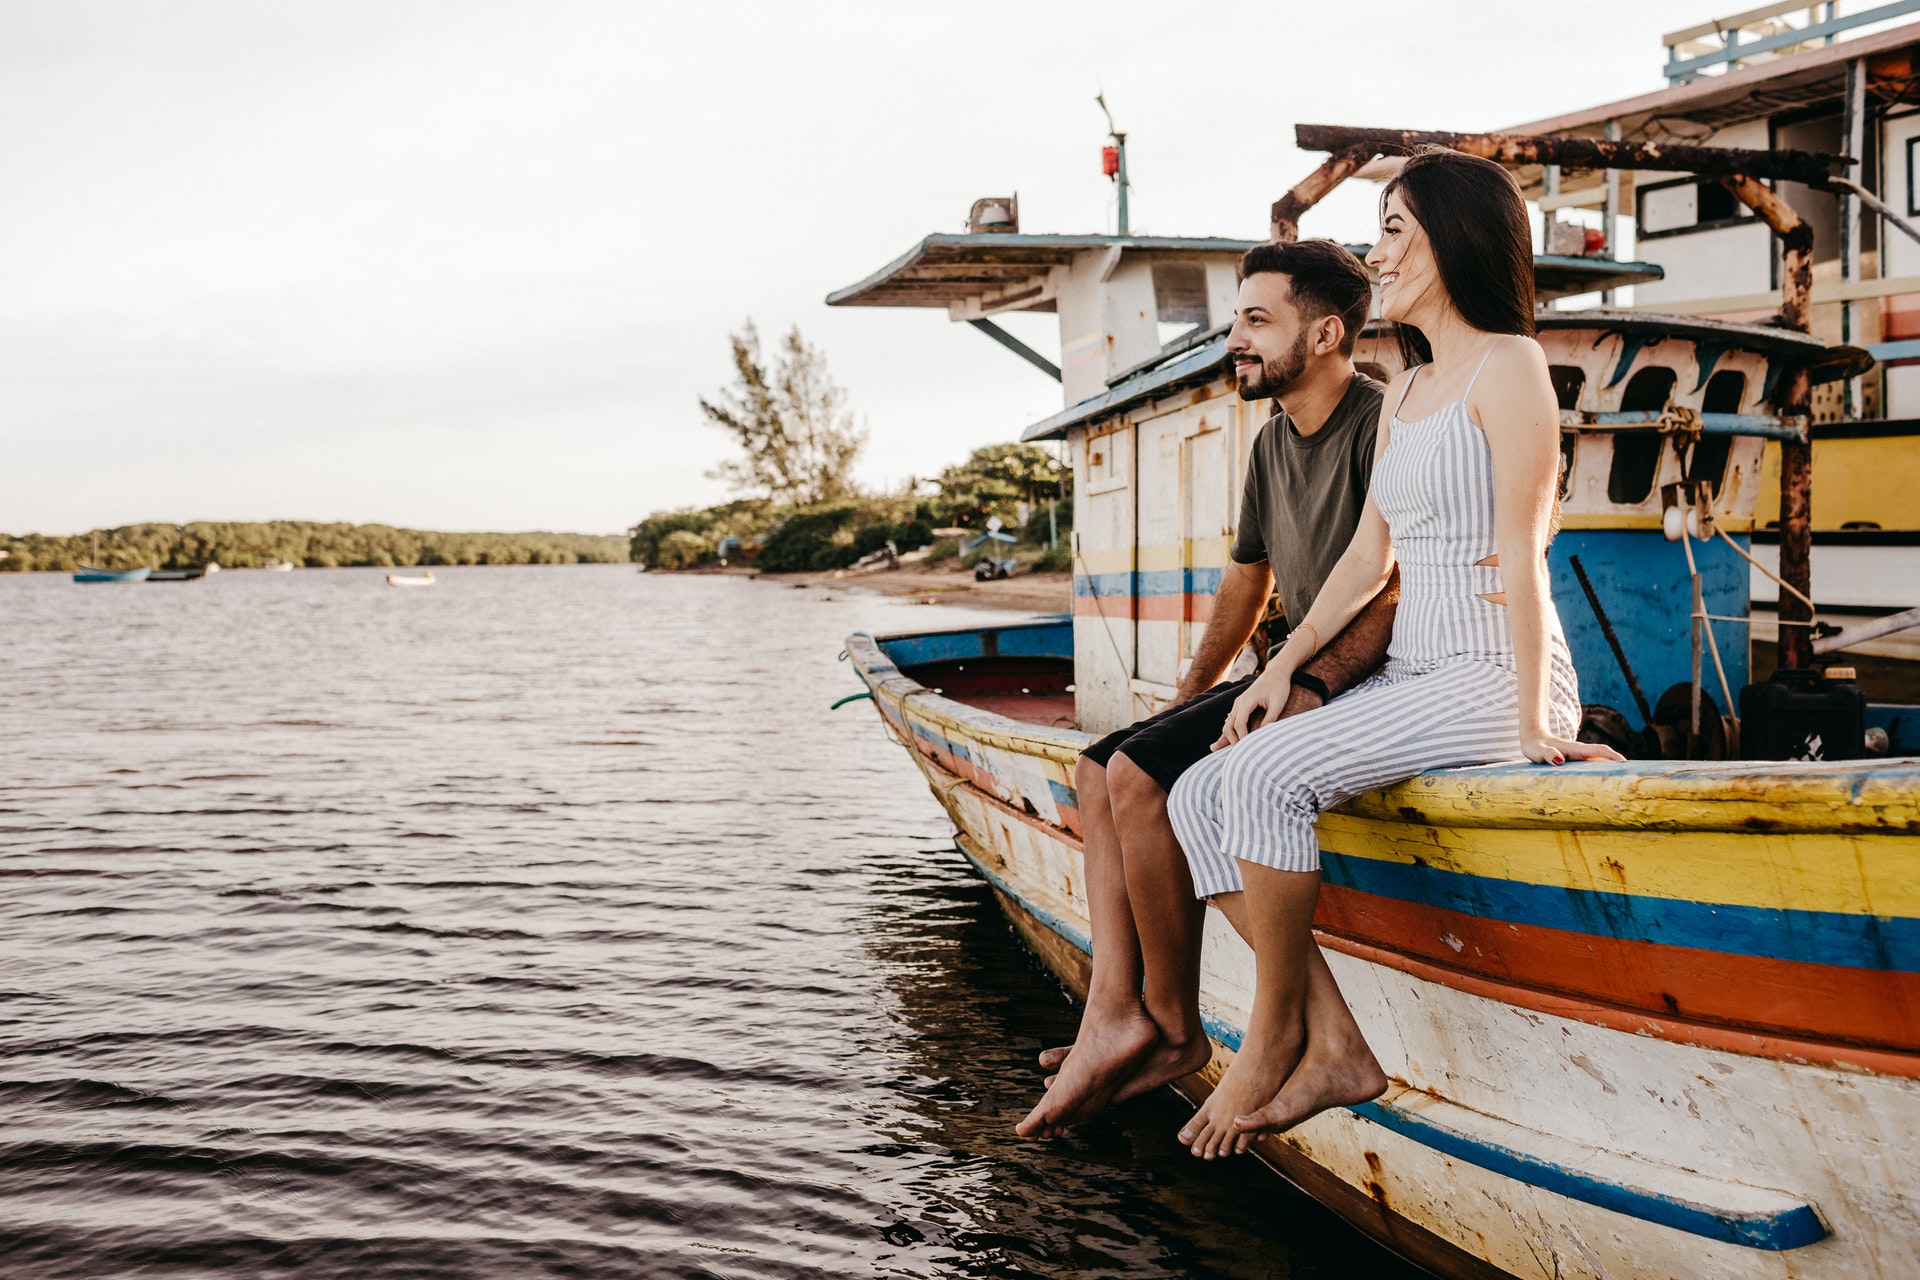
[{"xmin": 1229, "ymin": 372, "xmax": 1385, "ymax": 627}]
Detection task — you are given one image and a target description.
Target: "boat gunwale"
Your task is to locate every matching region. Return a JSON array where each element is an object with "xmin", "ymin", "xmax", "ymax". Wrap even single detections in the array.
[{"xmin": 852, "ymin": 626, "xmax": 1920, "ymax": 835}]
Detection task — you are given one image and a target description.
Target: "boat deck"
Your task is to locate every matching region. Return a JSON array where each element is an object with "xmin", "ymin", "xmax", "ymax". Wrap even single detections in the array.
[{"xmin": 895, "ymin": 655, "xmax": 1077, "ymax": 730}]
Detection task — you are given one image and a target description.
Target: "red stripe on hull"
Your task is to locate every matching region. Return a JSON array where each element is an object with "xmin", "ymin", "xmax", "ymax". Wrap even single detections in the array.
[
  {"xmin": 1316, "ymin": 882, "xmax": 1920, "ymax": 1052},
  {"xmin": 1072, "ymin": 595, "xmax": 1133, "ymax": 618},
  {"xmin": 1074, "ymin": 594, "xmax": 1215, "ymax": 622},
  {"xmin": 1316, "ymin": 931, "xmax": 1920, "ymax": 1079}
]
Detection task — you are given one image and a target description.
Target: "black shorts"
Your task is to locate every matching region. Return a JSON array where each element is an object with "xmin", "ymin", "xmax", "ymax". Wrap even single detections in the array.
[{"xmin": 1078, "ymin": 674, "xmax": 1256, "ymax": 796}]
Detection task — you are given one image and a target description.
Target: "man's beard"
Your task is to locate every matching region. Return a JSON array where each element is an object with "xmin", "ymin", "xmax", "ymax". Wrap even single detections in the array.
[{"xmin": 1237, "ymin": 330, "xmax": 1311, "ymax": 400}]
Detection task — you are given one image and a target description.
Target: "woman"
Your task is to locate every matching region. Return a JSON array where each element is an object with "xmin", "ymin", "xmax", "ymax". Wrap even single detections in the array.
[{"xmin": 1164, "ymin": 149, "xmax": 1624, "ymax": 1160}]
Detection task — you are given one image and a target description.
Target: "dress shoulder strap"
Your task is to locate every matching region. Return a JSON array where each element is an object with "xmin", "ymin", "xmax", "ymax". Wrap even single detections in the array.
[
  {"xmin": 1460, "ymin": 344, "xmax": 1498, "ymax": 401},
  {"xmin": 1390, "ymin": 365, "xmax": 1422, "ymax": 420}
]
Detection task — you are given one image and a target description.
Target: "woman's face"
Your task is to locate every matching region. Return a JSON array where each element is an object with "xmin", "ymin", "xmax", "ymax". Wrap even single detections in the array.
[{"xmin": 1366, "ymin": 187, "xmax": 1441, "ymax": 324}]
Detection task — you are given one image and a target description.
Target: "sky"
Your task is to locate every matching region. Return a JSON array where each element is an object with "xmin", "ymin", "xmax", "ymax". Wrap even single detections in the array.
[{"xmin": 2, "ymin": 1, "xmax": 1731, "ymax": 536}]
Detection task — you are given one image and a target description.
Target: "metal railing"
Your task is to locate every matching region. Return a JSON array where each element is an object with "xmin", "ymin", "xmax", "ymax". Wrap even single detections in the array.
[{"xmin": 1664, "ymin": 0, "xmax": 1920, "ymax": 82}]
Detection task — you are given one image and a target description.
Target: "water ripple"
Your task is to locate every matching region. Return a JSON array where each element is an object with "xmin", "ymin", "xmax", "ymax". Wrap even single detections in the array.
[{"xmin": 0, "ymin": 566, "xmax": 1418, "ymax": 1278}]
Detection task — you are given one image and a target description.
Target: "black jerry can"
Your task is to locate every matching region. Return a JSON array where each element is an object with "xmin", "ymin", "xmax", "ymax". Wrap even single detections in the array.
[{"xmin": 1738, "ymin": 668, "xmax": 1867, "ymax": 761}]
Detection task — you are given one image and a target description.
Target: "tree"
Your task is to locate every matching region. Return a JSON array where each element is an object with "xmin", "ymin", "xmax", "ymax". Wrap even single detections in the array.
[
  {"xmin": 701, "ymin": 321, "xmax": 866, "ymax": 505},
  {"xmin": 927, "ymin": 442, "xmax": 1069, "ymax": 529}
]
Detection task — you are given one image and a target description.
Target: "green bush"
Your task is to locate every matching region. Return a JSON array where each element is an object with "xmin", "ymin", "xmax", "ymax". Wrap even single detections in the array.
[
  {"xmin": 654, "ymin": 529, "xmax": 712, "ymax": 570},
  {"xmin": 629, "ymin": 499, "xmax": 771, "ymax": 567}
]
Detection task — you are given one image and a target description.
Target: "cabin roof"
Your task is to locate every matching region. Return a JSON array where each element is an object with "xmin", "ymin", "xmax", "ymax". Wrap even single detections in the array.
[
  {"xmin": 1504, "ymin": 20, "xmax": 1920, "ymax": 143},
  {"xmin": 1019, "ymin": 309, "xmax": 1831, "ymax": 442},
  {"xmin": 825, "ymin": 233, "xmax": 1257, "ymax": 311}
]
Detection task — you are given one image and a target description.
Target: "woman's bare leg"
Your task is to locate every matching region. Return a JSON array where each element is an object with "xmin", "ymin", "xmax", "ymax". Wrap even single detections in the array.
[
  {"xmin": 1177, "ymin": 863, "xmax": 1318, "ymax": 1159},
  {"xmin": 1207, "ymin": 888, "xmax": 1388, "ymax": 1140}
]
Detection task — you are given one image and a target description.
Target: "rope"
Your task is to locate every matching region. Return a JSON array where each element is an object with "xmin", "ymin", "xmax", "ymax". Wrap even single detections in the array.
[
  {"xmin": 1694, "ymin": 486, "xmax": 1817, "ymax": 616},
  {"xmin": 1680, "ymin": 529, "xmax": 1737, "ymax": 726},
  {"xmin": 1071, "ymin": 539, "xmax": 1135, "ymax": 680},
  {"xmin": 1710, "ymin": 522, "xmax": 1817, "ymax": 615},
  {"xmin": 1656, "ymin": 404, "xmax": 1703, "ymax": 451}
]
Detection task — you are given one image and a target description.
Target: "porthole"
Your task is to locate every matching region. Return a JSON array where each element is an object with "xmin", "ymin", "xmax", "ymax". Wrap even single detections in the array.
[
  {"xmin": 1549, "ymin": 365, "xmax": 1585, "ymax": 411},
  {"xmin": 1686, "ymin": 370, "xmax": 1746, "ymax": 497},
  {"xmin": 1607, "ymin": 367, "xmax": 1678, "ymax": 505}
]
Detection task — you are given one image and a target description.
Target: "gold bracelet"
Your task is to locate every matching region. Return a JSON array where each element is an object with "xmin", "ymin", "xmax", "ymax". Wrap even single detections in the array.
[{"xmin": 1293, "ymin": 622, "xmax": 1320, "ymax": 657}]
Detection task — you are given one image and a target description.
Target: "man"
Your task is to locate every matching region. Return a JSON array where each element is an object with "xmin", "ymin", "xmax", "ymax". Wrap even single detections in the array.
[{"xmin": 1017, "ymin": 239, "xmax": 1398, "ymax": 1139}]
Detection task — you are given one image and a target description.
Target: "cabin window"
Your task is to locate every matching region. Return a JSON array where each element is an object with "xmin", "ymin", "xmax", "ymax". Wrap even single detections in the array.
[
  {"xmin": 1607, "ymin": 366, "xmax": 1677, "ymax": 505},
  {"xmin": 1152, "ymin": 264, "xmax": 1210, "ymax": 344},
  {"xmin": 1548, "ymin": 365, "xmax": 1584, "ymax": 411},
  {"xmin": 1773, "ymin": 112, "xmax": 1843, "ymax": 265},
  {"xmin": 1635, "ymin": 177, "xmax": 1754, "ymax": 240},
  {"xmin": 1686, "ymin": 370, "xmax": 1746, "ymax": 497},
  {"xmin": 1910, "ymin": 135, "xmax": 1920, "ymax": 216}
]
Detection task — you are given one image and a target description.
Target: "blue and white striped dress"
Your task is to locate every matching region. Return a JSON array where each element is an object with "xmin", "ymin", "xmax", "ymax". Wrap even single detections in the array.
[{"xmin": 1167, "ymin": 356, "xmax": 1582, "ymax": 895}]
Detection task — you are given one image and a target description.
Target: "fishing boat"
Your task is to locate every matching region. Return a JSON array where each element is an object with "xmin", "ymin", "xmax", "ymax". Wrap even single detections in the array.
[
  {"xmin": 832, "ymin": 113, "xmax": 1920, "ymax": 1277},
  {"xmin": 385, "ymin": 571, "xmax": 435, "ymax": 587},
  {"xmin": 72, "ymin": 566, "xmax": 151, "ymax": 583}
]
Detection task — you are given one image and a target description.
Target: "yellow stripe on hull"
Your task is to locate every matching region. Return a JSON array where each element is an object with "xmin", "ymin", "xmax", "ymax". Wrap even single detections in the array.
[{"xmin": 1319, "ymin": 814, "xmax": 1920, "ymax": 919}]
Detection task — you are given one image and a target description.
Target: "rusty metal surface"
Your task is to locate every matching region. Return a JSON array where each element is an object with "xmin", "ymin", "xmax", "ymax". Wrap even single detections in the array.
[
  {"xmin": 1271, "ymin": 144, "xmax": 1374, "ymax": 242},
  {"xmin": 1293, "ymin": 124, "xmax": 1852, "ymax": 186},
  {"xmin": 1777, "ymin": 421, "xmax": 1817, "ymax": 668}
]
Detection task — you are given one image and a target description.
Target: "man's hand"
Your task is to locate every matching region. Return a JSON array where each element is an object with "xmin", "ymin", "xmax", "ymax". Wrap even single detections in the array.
[{"xmin": 1277, "ymin": 682, "xmax": 1323, "ymax": 720}]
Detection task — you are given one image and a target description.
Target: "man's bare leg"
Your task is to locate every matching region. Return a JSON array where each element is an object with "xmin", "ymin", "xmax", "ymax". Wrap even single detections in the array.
[
  {"xmin": 1015, "ymin": 755, "xmax": 1157, "ymax": 1138},
  {"xmin": 1103, "ymin": 753, "xmax": 1213, "ymax": 1100}
]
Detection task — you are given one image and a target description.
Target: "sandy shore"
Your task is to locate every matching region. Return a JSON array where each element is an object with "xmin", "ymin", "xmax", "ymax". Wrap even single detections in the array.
[{"xmin": 762, "ymin": 563, "xmax": 1071, "ymax": 613}]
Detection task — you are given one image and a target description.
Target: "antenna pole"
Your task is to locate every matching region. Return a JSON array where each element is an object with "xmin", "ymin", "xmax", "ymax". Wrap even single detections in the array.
[{"xmin": 1096, "ymin": 93, "xmax": 1130, "ymax": 235}]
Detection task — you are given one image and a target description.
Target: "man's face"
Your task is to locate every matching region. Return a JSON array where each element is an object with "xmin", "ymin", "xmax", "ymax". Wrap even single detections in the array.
[{"xmin": 1227, "ymin": 273, "xmax": 1313, "ymax": 401}]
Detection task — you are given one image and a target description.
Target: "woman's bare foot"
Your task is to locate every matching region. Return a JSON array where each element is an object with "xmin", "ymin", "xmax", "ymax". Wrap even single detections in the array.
[
  {"xmin": 1178, "ymin": 1028, "xmax": 1303, "ymax": 1160},
  {"xmin": 1231, "ymin": 1036, "xmax": 1387, "ymax": 1137}
]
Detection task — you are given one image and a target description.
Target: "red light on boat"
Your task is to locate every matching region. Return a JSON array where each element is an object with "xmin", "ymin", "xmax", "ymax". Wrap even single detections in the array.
[{"xmin": 1102, "ymin": 145, "xmax": 1119, "ymax": 178}]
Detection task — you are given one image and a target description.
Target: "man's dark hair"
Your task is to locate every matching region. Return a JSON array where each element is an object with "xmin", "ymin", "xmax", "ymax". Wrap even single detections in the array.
[{"xmin": 1237, "ymin": 238, "xmax": 1372, "ymax": 355}]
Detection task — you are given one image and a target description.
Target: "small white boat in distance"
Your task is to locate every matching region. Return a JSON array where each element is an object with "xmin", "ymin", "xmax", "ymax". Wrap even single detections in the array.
[{"xmin": 385, "ymin": 571, "xmax": 435, "ymax": 587}]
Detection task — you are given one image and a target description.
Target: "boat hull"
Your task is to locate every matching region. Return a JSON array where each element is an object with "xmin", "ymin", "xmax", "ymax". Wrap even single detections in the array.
[
  {"xmin": 72, "ymin": 567, "xmax": 151, "ymax": 583},
  {"xmin": 846, "ymin": 623, "xmax": 1920, "ymax": 1280}
]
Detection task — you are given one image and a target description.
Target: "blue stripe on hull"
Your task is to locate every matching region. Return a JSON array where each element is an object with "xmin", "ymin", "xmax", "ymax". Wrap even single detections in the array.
[
  {"xmin": 1321, "ymin": 850, "xmax": 1920, "ymax": 973},
  {"xmin": 1347, "ymin": 1100, "xmax": 1827, "ymax": 1251},
  {"xmin": 1074, "ymin": 567, "xmax": 1223, "ymax": 598}
]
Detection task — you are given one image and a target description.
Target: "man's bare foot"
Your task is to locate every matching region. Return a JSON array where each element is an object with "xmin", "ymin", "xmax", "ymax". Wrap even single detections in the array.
[
  {"xmin": 1231, "ymin": 1039, "xmax": 1387, "ymax": 1137},
  {"xmin": 1177, "ymin": 1030, "xmax": 1303, "ymax": 1160},
  {"xmin": 1017, "ymin": 1006, "xmax": 1157, "ymax": 1139},
  {"xmin": 1035, "ymin": 1036, "xmax": 1206, "ymax": 1102}
]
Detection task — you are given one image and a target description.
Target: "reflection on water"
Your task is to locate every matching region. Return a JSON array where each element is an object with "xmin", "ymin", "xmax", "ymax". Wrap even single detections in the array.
[{"xmin": 0, "ymin": 567, "xmax": 1419, "ymax": 1278}]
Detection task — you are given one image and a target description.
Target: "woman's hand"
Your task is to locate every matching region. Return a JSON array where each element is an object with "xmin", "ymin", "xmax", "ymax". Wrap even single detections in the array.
[
  {"xmin": 1521, "ymin": 732, "xmax": 1624, "ymax": 766},
  {"xmin": 1213, "ymin": 668, "xmax": 1295, "ymax": 750}
]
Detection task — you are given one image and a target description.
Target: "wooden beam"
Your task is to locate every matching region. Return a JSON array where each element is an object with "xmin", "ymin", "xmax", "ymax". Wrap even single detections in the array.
[{"xmin": 1293, "ymin": 124, "xmax": 1852, "ymax": 187}]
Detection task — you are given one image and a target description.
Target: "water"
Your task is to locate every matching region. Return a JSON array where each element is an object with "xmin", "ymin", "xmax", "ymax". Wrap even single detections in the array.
[{"xmin": 0, "ymin": 566, "xmax": 1422, "ymax": 1279}]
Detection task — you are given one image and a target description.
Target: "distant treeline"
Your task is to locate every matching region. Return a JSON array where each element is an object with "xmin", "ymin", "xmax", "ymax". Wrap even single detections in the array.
[{"xmin": 0, "ymin": 522, "xmax": 629, "ymax": 572}]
